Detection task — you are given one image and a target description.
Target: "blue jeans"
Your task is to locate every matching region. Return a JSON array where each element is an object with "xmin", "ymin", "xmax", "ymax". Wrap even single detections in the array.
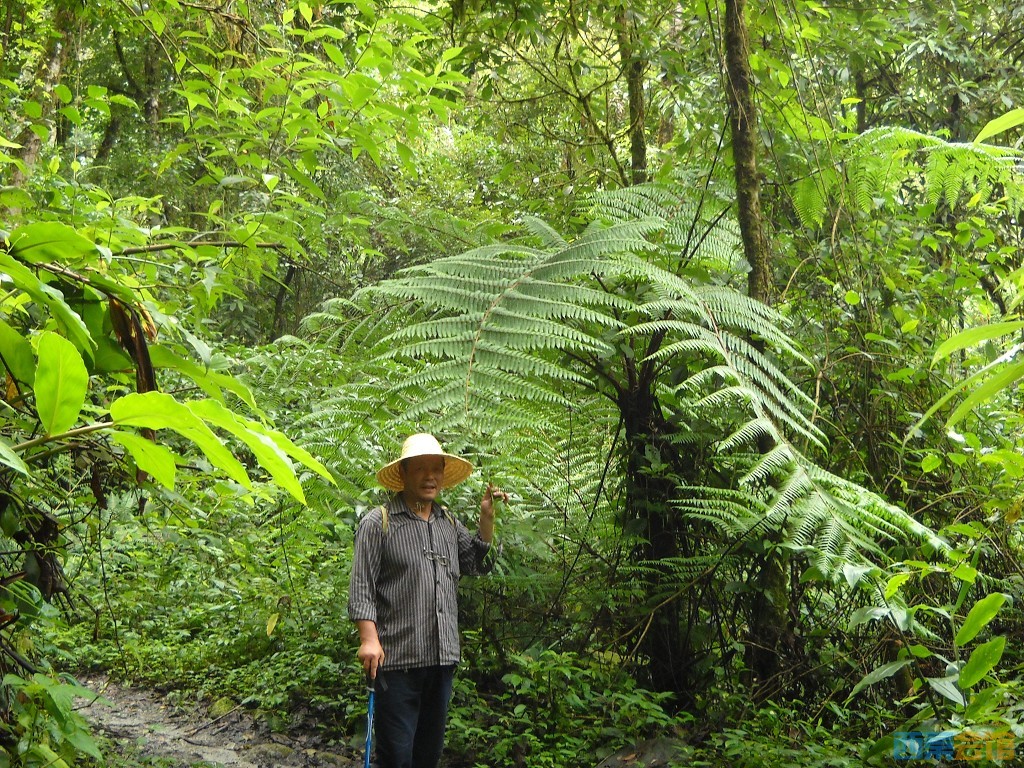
[{"xmin": 375, "ymin": 665, "xmax": 456, "ymax": 768}]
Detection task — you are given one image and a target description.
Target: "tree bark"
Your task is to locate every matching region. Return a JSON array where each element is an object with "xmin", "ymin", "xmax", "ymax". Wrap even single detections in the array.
[
  {"xmin": 620, "ymin": 384, "xmax": 689, "ymax": 697},
  {"xmin": 8, "ymin": 2, "xmax": 78, "ymax": 190},
  {"xmin": 723, "ymin": 0, "xmax": 793, "ymax": 699},
  {"xmin": 724, "ymin": 0, "xmax": 770, "ymax": 304},
  {"xmin": 616, "ymin": 6, "xmax": 648, "ymax": 185}
]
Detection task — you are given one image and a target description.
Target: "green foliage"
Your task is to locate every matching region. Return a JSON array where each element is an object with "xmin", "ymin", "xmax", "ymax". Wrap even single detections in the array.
[
  {"xmin": 448, "ymin": 649, "xmax": 674, "ymax": 768},
  {"xmin": 793, "ymin": 125, "xmax": 1024, "ymax": 229},
  {"xmin": 0, "ymin": 209, "xmax": 328, "ymax": 765},
  {"xmin": 360, "ymin": 182, "xmax": 940, "ymax": 570},
  {"xmin": 0, "ymin": 673, "xmax": 102, "ymax": 767},
  {"xmin": 844, "ymin": 531, "xmax": 1022, "ymax": 752},
  {"xmin": 3, "ymin": 1, "xmax": 1024, "ymax": 767}
]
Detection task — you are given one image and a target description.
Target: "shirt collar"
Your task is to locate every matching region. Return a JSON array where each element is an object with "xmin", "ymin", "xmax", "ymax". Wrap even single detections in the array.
[{"xmin": 392, "ymin": 494, "xmax": 438, "ymax": 520}]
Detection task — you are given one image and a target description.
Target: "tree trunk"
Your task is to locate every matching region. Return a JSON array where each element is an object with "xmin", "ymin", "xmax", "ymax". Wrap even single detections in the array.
[
  {"xmin": 8, "ymin": 2, "xmax": 78, "ymax": 190},
  {"xmin": 723, "ymin": 0, "xmax": 793, "ymax": 699},
  {"xmin": 615, "ymin": 6, "xmax": 648, "ymax": 185},
  {"xmin": 619, "ymin": 383, "xmax": 693, "ymax": 699},
  {"xmin": 271, "ymin": 262, "xmax": 297, "ymax": 341},
  {"xmin": 724, "ymin": 0, "xmax": 770, "ymax": 304}
]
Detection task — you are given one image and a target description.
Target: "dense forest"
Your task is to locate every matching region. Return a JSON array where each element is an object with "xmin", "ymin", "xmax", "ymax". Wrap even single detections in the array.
[{"xmin": 1, "ymin": 0, "xmax": 1023, "ymax": 765}]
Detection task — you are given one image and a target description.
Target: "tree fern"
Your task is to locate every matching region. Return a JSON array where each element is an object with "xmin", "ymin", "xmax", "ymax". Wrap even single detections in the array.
[
  {"xmin": 350, "ymin": 182, "xmax": 941, "ymax": 573},
  {"xmin": 835, "ymin": 126, "xmax": 1024, "ymax": 215}
]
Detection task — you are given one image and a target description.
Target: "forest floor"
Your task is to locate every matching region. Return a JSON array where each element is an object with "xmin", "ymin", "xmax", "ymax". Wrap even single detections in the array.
[
  {"xmin": 76, "ymin": 674, "xmax": 682, "ymax": 768},
  {"xmin": 76, "ymin": 674, "xmax": 362, "ymax": 768}
]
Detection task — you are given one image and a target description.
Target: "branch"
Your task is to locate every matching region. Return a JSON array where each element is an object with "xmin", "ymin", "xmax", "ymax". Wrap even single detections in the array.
[{"xmin": 118, "ymin": 240, "xmax": 285, "ymax": 255}]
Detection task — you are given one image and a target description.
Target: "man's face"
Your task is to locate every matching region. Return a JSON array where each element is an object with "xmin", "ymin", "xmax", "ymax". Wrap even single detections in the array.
[{"xmin": 400, "ymin": 455, "xmax": 445, "ymax": 505}]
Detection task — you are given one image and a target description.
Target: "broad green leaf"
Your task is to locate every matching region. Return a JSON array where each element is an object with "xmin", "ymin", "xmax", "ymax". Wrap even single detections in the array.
[
  {"xmin": 111, "ymin": 432, "xmax": 177, "ymax": 489},
  {"xmin": 921, "ymin": 454, "xmax": 941, "ymax": 473},
  {"xmin": 842, "ymin": 562, "xmax": 875, "ymax": 588},
  {"xmin": 926, "ymin": 675, "xmax": 966, "ymax": 706},
  {"xmin": 950, "ymin": 562, "xmax": 978, "ymax": 583},
  {"xmin": 847, "ymin": 605, "xmax": 890, "ymax": 629},
  {"xmin": 931, "ymin": 321, "xmax": 1024, "ymax": 365},
  {"xmin": 974, "ymin": 108, "xmax": 1024, "ymax": 144},
  {"xmin": 0, "ymin": 319, "xmax": 35, "ymax": 385},
  {"xmin": 955, "ymin": 593, "xmax": 1008, "ymax": 646},
  {"xmin": 958, "ymin": 635, "xmax": 1006, "ymax": 688},
  {"xmin": 947, "ymin": 359, "xmax": 1024, "ymax": 426},
  {"xmin": 34, "ymin": 331, "xmax": 89, "ymax": 436},
  {"xmin": 8, "ymin": 222, "xmax": 98, "ymax": 264},
  {"xmin": 885, "ymin": 572, "xmax": 912, "ymax": 599},
  {"xmin": 440, "ymin": 46, "xmax": 464, "ymax": 63},
  {"xmin": 63, "ymin": 725, "xmax": 103, "ymax": 761},
  {"xmin": 266, "ymin": 612, "xmax": 279, "ymax": 636},
  {"xmin": 109, "ymin": 392, "xmax": 250, "ymax": 488},
  {"xmin": 28, "ymin": 744, "xmax": 68, "ymax": 768},
  {"xmin": 0, "ymin": 437, "xmax": 29, "ymax": 476},
  {"xmin": 148, "ymin": 345, "xmax": 263, "ymax": 416},
  {"xmin": 0, "ymin": 252, "xmax": 94, "ymax": 354},
  {"xmin": 188, "ymin": 399, "xmax": 305, "ymax": 503},
  {"xmin": 249, "ymin": 421, "xmax": 334, "ymax": 484},
  {"xmin": 845, "ymin": 659, "xmax": 911, "ymax": 702}
]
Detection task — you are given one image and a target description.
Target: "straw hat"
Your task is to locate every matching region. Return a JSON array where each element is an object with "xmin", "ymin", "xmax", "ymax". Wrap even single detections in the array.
[{"xmin": 376, "ymin": 433, "xmax": 474, "ymax": 492}]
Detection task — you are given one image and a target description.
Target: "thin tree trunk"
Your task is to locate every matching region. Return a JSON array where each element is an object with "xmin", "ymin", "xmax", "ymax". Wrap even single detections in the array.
[
  {"xmin": 724, "ymin": 0, "xmax": 770, "ymax": 303},
  {"xmin": 8, "ymin": 2, "xmax": 78, "ymax": 189},
  {"xmin": 271, "ymin": 262, "xmax": 297, "ymax": 341},
  {"xmin": 723, "ymin": 0, "xmax": 793, "ymax": 699},
  {"xmin": 94, "ymin": 116, "xmax": 123, "ymax": 166},
  {"xmin": 616, "ymin": 6, "xmax": 648, "ymax": 185}
]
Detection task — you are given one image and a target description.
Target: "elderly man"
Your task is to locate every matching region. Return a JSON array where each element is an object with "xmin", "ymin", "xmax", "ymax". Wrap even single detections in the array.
[{"xmin": 348, "ymin": 433, "xmax": 507, "ymax": 768}]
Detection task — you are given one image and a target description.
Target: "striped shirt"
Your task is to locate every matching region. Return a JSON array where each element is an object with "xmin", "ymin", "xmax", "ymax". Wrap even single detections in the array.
[{"xmin": 347, "ymin": 495, "xmax": 493, "ymax": 670}]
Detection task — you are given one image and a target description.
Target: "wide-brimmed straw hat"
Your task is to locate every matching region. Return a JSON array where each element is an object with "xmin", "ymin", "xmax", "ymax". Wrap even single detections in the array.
[{"xmin": 376, "ymin": 433, "xmax": 474, "ymax": 492}]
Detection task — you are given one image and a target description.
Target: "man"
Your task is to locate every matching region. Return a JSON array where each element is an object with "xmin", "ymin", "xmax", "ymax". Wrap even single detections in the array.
[{"xmin": 348, "ymin": 433, "xmax": 507, "ymax": 768}]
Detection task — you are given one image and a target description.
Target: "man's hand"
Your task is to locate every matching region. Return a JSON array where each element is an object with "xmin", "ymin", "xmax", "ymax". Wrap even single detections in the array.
[
  {"xmin": 479, "ymin": 483, "xmax": 508, "ymax": 543},
  {"xmin": 356, "ymin": 621, "xmax": 385, "ymax": 678},
  {"xmin": 481, "ymin": 483, "xmax": 509, "ymax": 515}
]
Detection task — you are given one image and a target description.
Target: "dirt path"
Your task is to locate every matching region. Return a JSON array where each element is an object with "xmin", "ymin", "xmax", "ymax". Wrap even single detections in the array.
[
  {"xmin": 76, "ymin": 675, "xmax": 361, "ymax": 768},
  {"xmin": 74, "ymin": 675, "xmax": 682, "ymax": 768}
]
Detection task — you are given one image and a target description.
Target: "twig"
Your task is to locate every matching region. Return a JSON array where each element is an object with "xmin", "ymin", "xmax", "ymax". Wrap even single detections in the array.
[{"xmin": 183, "ymin": 704, "xmax": 243, "ymax": 738}]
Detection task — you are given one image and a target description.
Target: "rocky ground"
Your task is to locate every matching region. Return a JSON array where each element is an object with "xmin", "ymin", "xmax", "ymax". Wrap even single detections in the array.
[
  {"xmin": 75, "ymin": 675, "xmax": 683, "ymax": 767},
  {"xmin": 76, "ymin": 675, "xmax": 362, "ymax": 768}
]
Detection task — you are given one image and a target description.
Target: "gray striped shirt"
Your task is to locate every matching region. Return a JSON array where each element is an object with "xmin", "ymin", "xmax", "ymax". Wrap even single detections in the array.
[{"xmin": 347, "ymin": 495, "xmax": 493, "ymax": 669}]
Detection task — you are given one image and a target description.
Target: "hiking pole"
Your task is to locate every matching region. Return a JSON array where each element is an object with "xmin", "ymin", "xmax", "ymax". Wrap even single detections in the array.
[{"xmin": 363, "ymin": 673, "xmax": 376, "ymax": 768}]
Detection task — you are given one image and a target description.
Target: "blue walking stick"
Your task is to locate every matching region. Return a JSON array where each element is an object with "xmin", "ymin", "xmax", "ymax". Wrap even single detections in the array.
[{"xmin": 363, "ymin": 674, "xmax": 376, "ymax": 768}]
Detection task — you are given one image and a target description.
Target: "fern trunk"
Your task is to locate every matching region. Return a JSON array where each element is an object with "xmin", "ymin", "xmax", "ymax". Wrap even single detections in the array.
[{"xmin": 619, "ymin": 385, "xmax": 693, "ymax": 699}]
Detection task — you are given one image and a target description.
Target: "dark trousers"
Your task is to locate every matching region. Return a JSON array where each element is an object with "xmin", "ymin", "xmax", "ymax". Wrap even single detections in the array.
[{"xmin": 375, "ymin": 665, "xmax": 456, "ymax": 768}]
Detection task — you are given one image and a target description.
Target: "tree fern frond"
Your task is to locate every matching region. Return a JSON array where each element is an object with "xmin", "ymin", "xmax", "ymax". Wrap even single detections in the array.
[
  {"xmin": 521, "ymin": 215, "xmax": 570, "ymax": 249},
  {"xmin": 839, "ymin": 127, "xmax": 1024, "ymax": 215},
  {"xmin": 318, "ymin": 180, "xmax": 942, "ymax": 573},
  {"xmin": 717, "ymin": 417, "xmax": 777, "ymax": 453},
  {"xmin": 741, "ymin": 444, "xmax": 796, "ymax": 486}
]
